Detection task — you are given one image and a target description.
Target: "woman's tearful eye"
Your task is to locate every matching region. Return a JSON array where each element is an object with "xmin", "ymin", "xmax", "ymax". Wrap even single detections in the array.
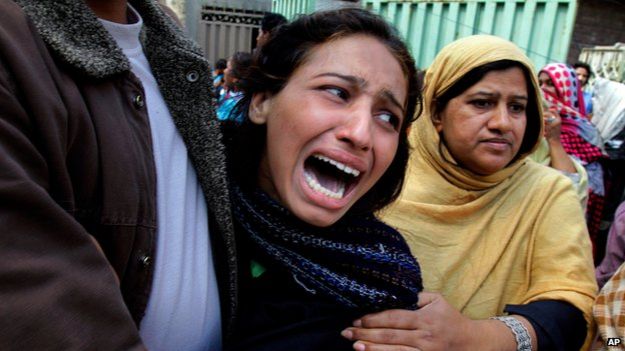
[
  {"xmin": 325, "ymin": 86, "xmax": 350, "ymax": 101},
  {"xmin": 378, "ymin": 112, "xmax": 400, "ymax": 130}
]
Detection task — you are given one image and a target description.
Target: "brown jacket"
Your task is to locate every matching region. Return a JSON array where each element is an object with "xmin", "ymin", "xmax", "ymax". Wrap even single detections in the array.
[{"xmin": 0, "ymin": 0, "xmax": 236, "ymax": 349}]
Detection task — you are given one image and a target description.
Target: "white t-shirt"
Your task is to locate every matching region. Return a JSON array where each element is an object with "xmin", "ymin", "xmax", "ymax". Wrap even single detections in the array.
[{"xmin": 99, "ymin": 6, "xmax": 221, "ymax": 351}]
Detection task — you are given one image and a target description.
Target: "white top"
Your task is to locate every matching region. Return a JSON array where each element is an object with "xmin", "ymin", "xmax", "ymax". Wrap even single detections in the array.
[{"xmin": 99, "ymin": 6, "xmax": 221, "ymax": 351}]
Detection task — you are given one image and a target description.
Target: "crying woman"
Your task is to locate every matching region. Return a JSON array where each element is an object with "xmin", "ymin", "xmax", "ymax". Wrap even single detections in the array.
[{"xmin": 220, "ymin": 8, "xmax": 423, "ymax": 351}]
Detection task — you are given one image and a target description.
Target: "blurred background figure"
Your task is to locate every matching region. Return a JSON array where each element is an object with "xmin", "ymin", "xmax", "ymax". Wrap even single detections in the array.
[
  {"xmin": 213, "ymin": 58, "xmax": 227, "ymax": 98},
  {"xmin": 596, "ymin": 201, "xmax": 625, "ymax": 288},
  {"xmin": 574, "ymin": 61, "xmax": 594, "ymax": 117},
  {"xmin": 592, "ymin": 78, "xmax": 625, "ymax": 283},
  {"xmin": 256, "ymin": 12, "xmax": 287, "ymax": 48},
  {"xmin": 531, "ymin": 98, "xmax": 589, "ymax": 208},
  {"xmin": 539, "ymin": 62, "xmax": 608, "ymax": 262},
  {"xmin": 217, "ymin": 51, "xmax": 252, "ymax": 123}
]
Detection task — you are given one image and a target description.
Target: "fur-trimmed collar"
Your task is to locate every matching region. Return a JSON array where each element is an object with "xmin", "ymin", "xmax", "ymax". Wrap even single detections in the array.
[{"xmin": 15, "ymin": 0, "xmax": 201, "ymax": 79}]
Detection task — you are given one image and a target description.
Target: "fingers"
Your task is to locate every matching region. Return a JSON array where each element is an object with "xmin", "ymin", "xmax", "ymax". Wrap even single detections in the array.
[
  {"xmin": 351, "ymin": 340, "xmax": 422, "ymax": 351},
  {"xmin": 343, "ymin": 326, "xmax": 431, "ymax": 347},
  {"xmin": 353, "ymin": 293, "xmax": 442, "ymax": 329},
  {"xmin": 417, "ymin": 291, "xmax": 441, "ymax": 308},
  {"xmin": 354, "ymin": 309, "xmax": 420, "ymax": 329}
]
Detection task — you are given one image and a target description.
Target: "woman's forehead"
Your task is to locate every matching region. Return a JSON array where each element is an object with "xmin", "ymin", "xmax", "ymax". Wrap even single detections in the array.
[{"xmin": 294, "ymin": 35, "xmax": 407, "ymax": 96}]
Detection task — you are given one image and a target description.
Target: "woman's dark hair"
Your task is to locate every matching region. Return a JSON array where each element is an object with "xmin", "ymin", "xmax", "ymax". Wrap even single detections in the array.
[
  {"xmin": 434, "ymin": 59, "xmax": 540, "ymax": 160},
  {"xmin": 225, "ymin": 8, "xmax": 422, "ymax": 215}
]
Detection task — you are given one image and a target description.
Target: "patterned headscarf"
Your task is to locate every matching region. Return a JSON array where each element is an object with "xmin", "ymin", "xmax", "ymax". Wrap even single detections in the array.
[
  {"xmin": 540, "ymin": 63, "xmax": 587, "ymax": 117},
  {"xmin": 539, "ymin": 63, "xmax": 604, "ymax": 164}
]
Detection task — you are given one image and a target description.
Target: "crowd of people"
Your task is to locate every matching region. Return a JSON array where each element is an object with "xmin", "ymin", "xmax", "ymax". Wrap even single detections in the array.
[{"xmin": 2, "ymin": 1, "xmax": 625, "ymax": 351}]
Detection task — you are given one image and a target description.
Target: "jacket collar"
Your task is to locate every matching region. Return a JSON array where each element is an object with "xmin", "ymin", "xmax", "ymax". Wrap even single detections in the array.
[
  {"xmin": 15, "ymin": 0, "xmax": 202, "ymax": 79},
  {"xmin": 15, "ymin": 0, "xmax": 129, "ymax": 78}
]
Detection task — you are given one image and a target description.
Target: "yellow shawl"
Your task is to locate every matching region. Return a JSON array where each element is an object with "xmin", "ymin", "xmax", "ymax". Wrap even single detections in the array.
[{"xmin": 381, "ymin": 35, "xmax": 597, "ymax": 347}]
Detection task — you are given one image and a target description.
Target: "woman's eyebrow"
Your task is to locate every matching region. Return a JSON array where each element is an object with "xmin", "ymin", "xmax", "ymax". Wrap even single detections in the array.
[
  {"xmin": 313, "ymin": 72, "xmax": 365, "ymax": 87},
  {"xmin": 467, "ymin": 91, "xmax": 498, "ymax": 98},
  {"xmin": 380, "ymin": 90, "xmax": 406, "ymax": 115},
  {"xmin": 467, "ymin": 91, "xmax": 527, "ymax": 99},
  {"xmin": 511, "ymin": 95, "xmax": 528, "ymax": 101},
  {"xmin": 314, "ymin": 72, "xmax": 405, "ymax": 113}
]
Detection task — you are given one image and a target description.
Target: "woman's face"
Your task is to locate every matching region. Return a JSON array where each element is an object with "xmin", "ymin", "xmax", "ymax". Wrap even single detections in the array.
[
  {"xmin": 538, "ymin": 72, "xmax": 557, "ymax": 96},
  {"xmin": 224, "ymin": 59, "xmax": 235, "ymax": 87},
  {"xmin": 250, "ymin": 34, "xmax": 407, "ymax": 227},
  {"xmin": 435, "ymin": 67, "xmax": 528, "ymax": 175},
  {"xmin": 575, "ymin": 66, "xmax": 589, "ymax": 87}
]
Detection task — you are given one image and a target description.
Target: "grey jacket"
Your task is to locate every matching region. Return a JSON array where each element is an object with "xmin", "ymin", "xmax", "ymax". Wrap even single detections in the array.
[{"xmin": 0, "ymin": 0, "xmax": 236, "ymax": 349}]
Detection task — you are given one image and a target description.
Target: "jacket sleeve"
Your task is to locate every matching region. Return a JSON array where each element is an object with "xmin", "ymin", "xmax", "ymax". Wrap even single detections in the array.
[{"xmin": 0, "ymin": 9, "xmax": 146, "ymax": 351}]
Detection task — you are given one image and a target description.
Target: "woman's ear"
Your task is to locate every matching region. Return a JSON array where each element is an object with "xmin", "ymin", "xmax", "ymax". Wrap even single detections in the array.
[
  {"xmin": 248, "ymin": 92, "xmax": 272, "ymax": 125},
  {"xmin": 432, "ymin": 113, "xmax": 443, "ymax": 133}
]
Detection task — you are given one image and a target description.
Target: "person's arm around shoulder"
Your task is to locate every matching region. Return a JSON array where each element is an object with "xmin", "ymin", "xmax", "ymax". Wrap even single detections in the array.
[{"xmin": 342, "ymin": 292, "xmax": 536, "ymax": 351}]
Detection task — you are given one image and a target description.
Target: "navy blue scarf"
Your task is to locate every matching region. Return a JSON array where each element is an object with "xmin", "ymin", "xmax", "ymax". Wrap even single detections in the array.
[{"xmin": 230, "ymin": 184, "xmax": 423, "ymax": 311}]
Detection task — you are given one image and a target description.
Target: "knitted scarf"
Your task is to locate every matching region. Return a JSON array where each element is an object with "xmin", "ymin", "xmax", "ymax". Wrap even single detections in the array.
[{"xmin": 230, "ymin": 183, "xmax": 423, "ymax": 311}]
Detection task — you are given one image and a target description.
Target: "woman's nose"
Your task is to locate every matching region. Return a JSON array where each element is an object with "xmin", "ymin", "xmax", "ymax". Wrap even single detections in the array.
[
  {"xmin": 488, "ymin": 105, "xmax": 513, "ymax": 132},
  {"xmin": 336, "ymin": 106, "xmax": 373, "ymax": 151}
]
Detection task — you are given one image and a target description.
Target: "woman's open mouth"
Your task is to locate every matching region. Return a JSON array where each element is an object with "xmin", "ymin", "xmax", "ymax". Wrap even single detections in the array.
[{"xmin": 303, "ymin": 154, "xmax": 362, "ymax": 200}]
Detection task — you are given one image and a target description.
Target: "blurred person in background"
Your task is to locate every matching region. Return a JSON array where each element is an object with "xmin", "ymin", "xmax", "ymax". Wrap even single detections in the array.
[
  {"xmin": 539, "ymin": 62, "xmax": 607, "ymax": 262},
  {"xmin": 574, "ymin": 61, "xmax": 594, "ymax": 117},
  {"xmin": 596, "ymin": 201, "xmax": 625, "ymax": 288},
  {"xmin": 530, "ymin": 99, "xmax": 589, "ymax": 208},
  {"xmin": 217, "ymin": 52, "xmax": 252, "ymax": 123},
  {"xmin": 213, "ymin": 58, "xmax": 228, "ymax": 98},
  {"xmin": 256, "ymin": 12, "xmax": 287, "ymax": 48}
]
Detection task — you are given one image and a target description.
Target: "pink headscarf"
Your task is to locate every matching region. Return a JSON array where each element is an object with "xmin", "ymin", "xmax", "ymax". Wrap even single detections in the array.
[{"xmin": 540, "ymin": 62, "xmax": 587, "ymax": 117}]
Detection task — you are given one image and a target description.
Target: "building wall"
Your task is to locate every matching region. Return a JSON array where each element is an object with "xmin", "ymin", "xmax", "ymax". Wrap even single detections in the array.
[{"xmin": 568, "ymin": 0, "xmax": 625, "ymax": 64}]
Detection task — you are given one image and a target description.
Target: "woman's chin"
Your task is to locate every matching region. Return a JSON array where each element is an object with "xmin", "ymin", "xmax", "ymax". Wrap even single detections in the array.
[{"xmin": 288, "ymin": 195, "xmax": 350, "ymax": 227}]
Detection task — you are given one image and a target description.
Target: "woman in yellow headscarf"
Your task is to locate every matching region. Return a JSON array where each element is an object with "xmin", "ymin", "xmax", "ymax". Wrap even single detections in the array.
[{"xmin": 341, "ymin": 35, "xmax": 597, "ymax": 351}]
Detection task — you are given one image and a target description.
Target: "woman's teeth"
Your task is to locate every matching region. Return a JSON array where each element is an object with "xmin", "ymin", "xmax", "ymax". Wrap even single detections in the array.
[
  {"xmin": 313, "ymin": 155, "xmax": 360, "ymax": 177},
  {"xmin": 304, "ymin": 172, "xmax": 345, "ymax": 199}
]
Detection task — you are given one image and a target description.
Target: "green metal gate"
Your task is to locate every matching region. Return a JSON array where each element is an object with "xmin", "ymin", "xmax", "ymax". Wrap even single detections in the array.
[
  {"xmin": 364, "ymin": 0, "xmax": 578, "ymax": 71},
  {"xmin": 272, "ymin": 0, "xmax": 579, "ymax": 71},
  {"xmin": 272, "ymin": 0, "xmax": 316, "ymax": 19}
]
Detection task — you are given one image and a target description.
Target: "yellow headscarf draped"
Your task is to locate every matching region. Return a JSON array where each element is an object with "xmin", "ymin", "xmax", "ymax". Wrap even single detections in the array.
[{"xmin": 381, "ymin": 35, "xmax": 597, "ymax": 348}]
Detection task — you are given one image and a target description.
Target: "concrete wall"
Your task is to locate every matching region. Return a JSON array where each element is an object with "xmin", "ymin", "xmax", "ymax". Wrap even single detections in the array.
[{"xmin": 568, "ymin": 0, "xmax": 625, "ymax": 64}]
